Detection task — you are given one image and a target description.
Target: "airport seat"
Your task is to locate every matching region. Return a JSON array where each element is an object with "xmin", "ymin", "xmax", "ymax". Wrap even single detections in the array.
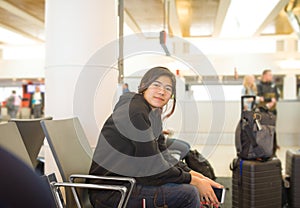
[
  {"xmin": 41, "ymin": 117, "xmax": 135, "ymax": 208},
  {"xmin": 9, "ymin": 116, "xmax": 53, "ymax": 168},
  {"xmin": 44, "ymin": 173, "xmax": 128, "ymax": 208},
  {"xmin": 0, "ymin": 122, "xmax": 33, "ymax": 167}
]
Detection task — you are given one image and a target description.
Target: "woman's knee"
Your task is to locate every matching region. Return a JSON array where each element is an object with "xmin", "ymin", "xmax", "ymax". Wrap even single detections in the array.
[
  {"xmin": 186, "ymin": 185, "xmax": 200, "ymax": 207},
  {"xmin": 168, "ymin": 184, "xmax": 200, "ymax": 207},
  {"xmin": 183, "ymin": 184, "xmax": 199, "ymax": 199}
]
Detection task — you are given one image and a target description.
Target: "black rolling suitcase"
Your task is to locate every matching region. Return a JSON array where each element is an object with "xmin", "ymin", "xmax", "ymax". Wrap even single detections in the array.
[
  {"xmin": 285, "ymin": 149, "xmax": 300, "ymax": 208},
  {"xmin": 231, "ymin": 157, "xmax": 282, "ymax": 208}
]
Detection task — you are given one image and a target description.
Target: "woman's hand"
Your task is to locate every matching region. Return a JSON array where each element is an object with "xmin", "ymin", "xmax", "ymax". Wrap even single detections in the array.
[
  {"xmin": 190, "ymin": 175, "xmax": 220, "ymax": 206},
  {"xmin": 162, "ymin": 129, "xmax": 174, "ymax": 137},
  {"xmin": 190, "ymin": 170, "xmax": 223, "ymax": 189},
  {"xmin": 259, "ymin": 97, "xmax": 264, "ymax": 102}
]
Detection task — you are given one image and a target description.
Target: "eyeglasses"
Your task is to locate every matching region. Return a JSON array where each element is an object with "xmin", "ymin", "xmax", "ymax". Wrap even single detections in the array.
[{"xmin": 149, "ymin": 81, "xmax": 173, "ymax": 95}]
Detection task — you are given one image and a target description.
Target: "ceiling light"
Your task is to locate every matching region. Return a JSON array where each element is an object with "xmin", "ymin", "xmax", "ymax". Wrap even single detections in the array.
[
  {"xmin": 0, "ymin": 27, "xmax": 37, "ymax": 45},
  {"xmin": 220, "ymin": 0, "xmax": 281, "ymax": 37},
  {"xmin": 279, "ymin": 59, "xmax": 300, "ymax": 69},
  {"xmin": 2, "ymin": 44, "xmax": 45, "ymax": 59}
]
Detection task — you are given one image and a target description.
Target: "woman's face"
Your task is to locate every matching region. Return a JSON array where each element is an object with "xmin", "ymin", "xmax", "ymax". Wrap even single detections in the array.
[
  {"xmin": 143, "ymin": 75, "xmax": 173, "ymax": 109},
  {"xmin": 248, "ymin": 76, "xmax": 255, "ymax": 85}
]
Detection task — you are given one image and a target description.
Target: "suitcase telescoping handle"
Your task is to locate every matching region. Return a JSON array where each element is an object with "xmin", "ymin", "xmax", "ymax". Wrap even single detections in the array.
[{"xmin": 241, "ymin": 95, "xmax": 256, "ymax": 111}]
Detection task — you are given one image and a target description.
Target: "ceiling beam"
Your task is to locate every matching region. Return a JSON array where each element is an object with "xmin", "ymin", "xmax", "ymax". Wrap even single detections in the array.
[
  {"xmin": 0, "ymin": 0, "xmax": 44, "ymax": 27},
  {"xmin": 124, "ymin": 8, "xmax": 142, "ymax": 34},
  {"xmin": 176, "ymin": 0, "xmax": 192, "ymax": 37},
  {"xmin": 212, "ymin": 0, "xmax": 231, "ymax": 37},
  {"xmin": 253, "ymin": 0, "xmax": 290, "ymax": 36},
  {"xmin": 168, "ymin": 0, "xmax": 182, "ymax": 37}
]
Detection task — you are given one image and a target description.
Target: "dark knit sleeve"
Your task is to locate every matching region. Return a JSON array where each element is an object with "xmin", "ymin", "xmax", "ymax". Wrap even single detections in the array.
[
  {"xmin": 129, "ymin": 114, "xmax": 191, "ymax": 186},
  {"xmin": 157, "ymin": 134, "xmax": 191, "ymax": 172},
  {"xmin": 91, "ymin": 94, "xmax": 192, "ymax": 187}
]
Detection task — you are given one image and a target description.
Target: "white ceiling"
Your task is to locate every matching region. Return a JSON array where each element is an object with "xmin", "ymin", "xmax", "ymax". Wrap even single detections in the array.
[{"xmin": 0, "ymin": 0, "xmax": 299, "ymax": 47}]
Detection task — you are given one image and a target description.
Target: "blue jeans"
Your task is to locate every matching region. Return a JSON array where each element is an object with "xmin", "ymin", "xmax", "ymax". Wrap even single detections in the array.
[
  {"xmin": 127, "ymin": 183, "xmax": 200, "ymax": 208},
  {"xmin": 33, "ymin": 104, "xmax": 42, "ymax": 118},
  {"xmin": 166, "ymin": 138, "xmax": 191, "ymax": 160}
]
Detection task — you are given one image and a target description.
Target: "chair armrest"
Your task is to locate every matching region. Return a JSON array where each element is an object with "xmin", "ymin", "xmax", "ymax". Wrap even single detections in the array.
[
  {"xmin": 69, "ymin": 174, "xmax": 135, "ymax": 208},
  {"xmin": 51, "ymin": 181, "xmax": 127, "ymax": 208}
]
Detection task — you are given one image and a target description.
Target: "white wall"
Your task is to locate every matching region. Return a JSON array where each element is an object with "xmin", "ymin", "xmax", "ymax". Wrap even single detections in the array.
[
  {"xmin": 163, "ymin": 100, "xmax": 300, "ymax": 146},
  {"xmin": 0, "ymin": 59, "xmax": 45, "ymax": 79}
]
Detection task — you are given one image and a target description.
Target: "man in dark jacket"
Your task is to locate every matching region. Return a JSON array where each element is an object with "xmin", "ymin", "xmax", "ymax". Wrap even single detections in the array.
[
  {"xmin": 257, "ymin": 69, "xmax": 280, "ymax": 115},
  {"xmin": 257, "ymin": 69, "xmax": 280, "ymax": 154}
]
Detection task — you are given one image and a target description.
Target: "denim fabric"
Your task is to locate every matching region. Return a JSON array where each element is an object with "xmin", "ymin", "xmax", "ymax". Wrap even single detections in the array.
[
  {"xmin": 127, "ymin": 183, "xmax": 200, "ymax": 208},
  {"xmin": 167, "ymin": 138, "xmax": 191, "ymax": 160}
]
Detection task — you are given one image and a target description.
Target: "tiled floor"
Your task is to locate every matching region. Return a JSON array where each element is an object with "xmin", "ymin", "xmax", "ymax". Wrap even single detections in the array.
[{"xmin": 215, "ymin": 177, "xmax": 232, "ymax": 208}]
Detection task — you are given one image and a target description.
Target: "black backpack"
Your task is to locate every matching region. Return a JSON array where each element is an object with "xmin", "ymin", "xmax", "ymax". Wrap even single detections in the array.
[
  {"xmin": 184, "ymin": 149, "xmax": 216, "ymax": 180},
  {"xmin": 235, "ymin": 95, "xmax": 276, "ymax": 160}
]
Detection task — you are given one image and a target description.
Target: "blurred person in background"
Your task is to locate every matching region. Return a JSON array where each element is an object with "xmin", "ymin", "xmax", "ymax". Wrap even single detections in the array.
[
  {"xmin": 257, "ymin": 69, "xmax": 280, "ymax": 155},
  {"xmin": 122, "ymin": 83, "xmax": 130, "ymax": 94},
  {"xmin": 30, "ymin": 86, "xmax": 44, "ymax": 118},
  {"xmin": 241, "ymin": 75, "xmax": 257, "ymax": 111},
  {"xmin": 6, "ymin": 90, "xmax": 22, "ymax": 119},
  {"xmin": 257, "ymin": 69, "xmax": 280, "ymax": 115}
]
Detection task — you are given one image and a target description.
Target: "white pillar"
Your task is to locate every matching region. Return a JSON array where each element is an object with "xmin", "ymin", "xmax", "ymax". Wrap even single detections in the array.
[
  {"xmin": 44, "ymin": 0, "xmax": 118, "ymax": 174},
  {"xmin": 283, "ymin": 73, "xmax": 297, "ymax": 100}
]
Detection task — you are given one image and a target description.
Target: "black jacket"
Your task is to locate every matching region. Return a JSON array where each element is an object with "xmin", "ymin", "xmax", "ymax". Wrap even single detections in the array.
[
  {"xmin": 89, "ymin": 92, "xmax": 191, "ymax": 186},
  {"xmin": 257, "ymin": 81, "xmax": 280, "ymax": 114}
]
